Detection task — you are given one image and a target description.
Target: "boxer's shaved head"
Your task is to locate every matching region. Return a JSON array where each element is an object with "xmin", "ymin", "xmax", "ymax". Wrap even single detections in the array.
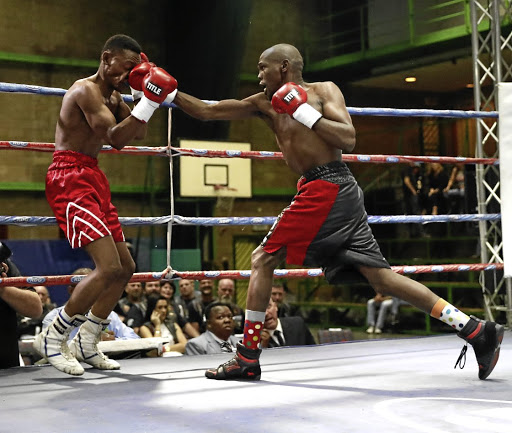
[{"xmin": 262, "ymin": 44, "xmax": 304, "ymax": 73}]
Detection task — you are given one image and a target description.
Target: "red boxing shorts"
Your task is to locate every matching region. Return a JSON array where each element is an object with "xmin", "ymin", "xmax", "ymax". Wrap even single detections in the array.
[
  {"xmin": 262, "ymin": 161, "xmax": 390, "ymax": 283},
  {"xmin": 45, "ymin": 150, "xmax": 125, "ymax": 249}
]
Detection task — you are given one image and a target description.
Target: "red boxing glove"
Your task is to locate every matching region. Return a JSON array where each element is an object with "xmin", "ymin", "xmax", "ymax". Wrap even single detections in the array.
[
  {"xmin": 129, "ymin": 61, "xmax": 154, "ymax": 101},
  {"xmin": 271, "ymin": 82, "xmax": 322, "ymax": 129},
  {"xmin": 131, "ymin": 67, "xmax": 178, "ymax": 123}
]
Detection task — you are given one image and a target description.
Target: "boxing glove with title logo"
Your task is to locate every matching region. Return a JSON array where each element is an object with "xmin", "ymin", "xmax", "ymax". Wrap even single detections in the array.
[
  {"xmin": 128, "ymin": 54, "xmax": 155, "ymax": 102},
  {"xmin": 131, "ymin": 66, "xmax": 178, "ymax": 123},
  {"xmin": 271, "ymin": 82, "xmax": 322, "ymax": 129}
]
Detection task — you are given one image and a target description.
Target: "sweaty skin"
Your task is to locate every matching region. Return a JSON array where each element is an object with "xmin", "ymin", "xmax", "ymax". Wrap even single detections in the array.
[
  {"xmin": 55, "ymin": 48, "xmax": 146, "ymax": 157},
  {"xmin": 173, "ymin": 43, "xmax": 440, "ymax": 318},
  {"xmin": 173, "ymin": 43, "xmax": 356, "ymax": 175}
]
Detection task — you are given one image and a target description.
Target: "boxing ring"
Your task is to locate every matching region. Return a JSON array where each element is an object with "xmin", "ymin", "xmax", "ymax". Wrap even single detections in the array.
[
  {"xmin": 0, "ymin": 79, "xmax": 511, "ymax": 432},
  {"xmin": 1, "ymin": 335, "xmax": 511, "ymax": 432},
  {"xmin": 0, "ymin": 81, "xmax": 507, "ymax": 315}
]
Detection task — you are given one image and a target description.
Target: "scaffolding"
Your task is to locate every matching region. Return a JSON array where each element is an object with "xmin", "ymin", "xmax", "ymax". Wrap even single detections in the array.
[{"xmin": 471, "ymin": 0, "xmax": 512, "ymax": 326}]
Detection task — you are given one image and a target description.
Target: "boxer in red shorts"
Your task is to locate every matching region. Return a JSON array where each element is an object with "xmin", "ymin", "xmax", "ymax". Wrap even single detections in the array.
[
  {"xmin": 172, "ymin": 43, "xmax": 503, "ymax": 381},
  {"xmin": 34, "ymin": 34, "xmax": 178, "ymax": 376}
]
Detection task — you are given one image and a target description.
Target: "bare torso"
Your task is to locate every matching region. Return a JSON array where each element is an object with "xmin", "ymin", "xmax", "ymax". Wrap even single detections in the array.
[
  {"xmin": 55, "ymin": 76, "xmax": 126, "ymax": 158},
  {"xmin": 249, "ymin": 82, "xmax": 343, "ymax": 175}
]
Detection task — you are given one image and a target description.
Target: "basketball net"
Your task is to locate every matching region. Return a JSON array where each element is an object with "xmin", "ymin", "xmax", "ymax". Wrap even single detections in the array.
[{"xmin": 213, "ymin": 184, "xmax": 237, "ymax": 216}]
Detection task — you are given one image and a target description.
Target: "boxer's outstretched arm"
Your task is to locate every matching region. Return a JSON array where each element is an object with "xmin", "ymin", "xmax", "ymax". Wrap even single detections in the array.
[{"xmin": 174, "ymin": 91, "xmax": 260, "ymax": 121}]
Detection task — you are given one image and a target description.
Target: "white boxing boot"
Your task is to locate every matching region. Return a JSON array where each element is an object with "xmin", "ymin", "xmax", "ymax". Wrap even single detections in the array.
[
  {"xmin": 69, "ymin": 313, "xmax": 120, "ymax": 370},
  {"xmin": 33, "ymin": 311, "xmax": 87, "ymax": 376}
]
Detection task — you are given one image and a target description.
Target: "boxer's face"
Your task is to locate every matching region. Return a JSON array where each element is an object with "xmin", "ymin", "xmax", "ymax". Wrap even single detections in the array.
[
  {"xmin": 258, "ymin": 52, "xmax": 282, "ymax": 100},
  {"xmin": 104, "ymin": 49, "xmax": 140, "ymax": 91}
]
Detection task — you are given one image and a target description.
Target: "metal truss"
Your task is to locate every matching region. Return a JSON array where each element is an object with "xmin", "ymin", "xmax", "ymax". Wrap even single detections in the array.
[{"xmin": 470, "ymin": 0, "xmax": 512, "ymax": 326}]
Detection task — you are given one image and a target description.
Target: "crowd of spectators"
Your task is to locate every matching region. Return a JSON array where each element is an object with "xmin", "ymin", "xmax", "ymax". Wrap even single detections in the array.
[{"xmin": 2, "ymin": 260, "xmax": 315, "ymax": 369}]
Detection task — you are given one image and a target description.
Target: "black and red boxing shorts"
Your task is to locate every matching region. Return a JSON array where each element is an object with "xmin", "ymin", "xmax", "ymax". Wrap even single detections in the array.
[
  {"xmin": 261, "ymin": 161, "xmax": 390, "ymax": 283},
  {"xmin": 45, "ymin": 150, "xmax": 125, "ymax": 249}
]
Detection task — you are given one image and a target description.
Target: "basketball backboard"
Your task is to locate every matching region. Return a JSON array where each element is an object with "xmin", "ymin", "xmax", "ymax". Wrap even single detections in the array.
[{"xmin": 179, "ymin": 140, "xmax": 252, "ymax": 198}]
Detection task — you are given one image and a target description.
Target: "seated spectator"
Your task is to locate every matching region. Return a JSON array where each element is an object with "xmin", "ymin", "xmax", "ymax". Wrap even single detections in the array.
[
  {"xmin": 0, "ymin": 257, "xmax": 42, "ymax": 369},
  {"xmin": 139, "ymin": 296, "xmax": 187, "ymax": 356},
  {"xmin": 176, "ymin": 278, "xmax": 197, "ymax": 310},
  {"xmin": 35, "ymin": 285, "xmax": 57, "ymax": 311},
  {"xmin": 42, "ymin": 268, "xmax": 139, "ymax": 341},
  {"xmin": 188, "ymin": 279, "xmax": 216, "ymax": 333},
  {"xmin": 159, "ymin": 279, "xmax": 199, "ymax": 340},
  {"xmin": 366, "ymin": 293, "xmax": 400, "ymax": 334},
  {"xmin": 216, "ymin": 278, "xmax": 245, "ymax": 334},
  {"xmin": 118, "ymin": 281, "xmax": 147, "ymax": 334},
  {"xmin": 260, "ymin": 299, "xmax": 315, "ymax": 348},
  {"xmin": 144, "ymin": 280, "xmax": 161, "ymax": 298},
  {"xmin": 185, "ymin": 301, "xmax": 239, "ymax": 355},
  {"xmin": 271, "ymin": 282, "xmax": 301, "ymax": 318}
]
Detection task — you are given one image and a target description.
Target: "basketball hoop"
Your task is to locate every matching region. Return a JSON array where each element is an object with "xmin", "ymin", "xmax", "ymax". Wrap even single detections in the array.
[{"xmin": 213, "ymin": 184, "xmax": 237, "ymax": 215}]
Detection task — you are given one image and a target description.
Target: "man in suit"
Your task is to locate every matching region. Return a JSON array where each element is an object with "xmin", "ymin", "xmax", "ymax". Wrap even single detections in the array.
[
  {"xmin": 260, "ymin": 299, "xmax": 316, "ymax": 348},
  {"xmin": 185, "ymin": 302, "xmax": 239, "ymax": 355}
]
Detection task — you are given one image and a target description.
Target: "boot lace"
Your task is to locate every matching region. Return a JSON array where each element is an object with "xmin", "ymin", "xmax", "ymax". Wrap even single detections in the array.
[{"xmin": 454, "ymin": 343, "xmax": 468, "ymax": 370}]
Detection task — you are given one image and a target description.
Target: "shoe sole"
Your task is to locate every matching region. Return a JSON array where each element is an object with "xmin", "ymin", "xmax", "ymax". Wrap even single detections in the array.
[
  {"xmin": 205, "ymin": 368, "xmax": 261, "ymax": 381},
  {"xmin": 479, "ymin": 324, "xmax": 505, "ymax": 380},
  {"xmin": 34, "ymin": 334, "xmax": 84, "ymax": 376}
]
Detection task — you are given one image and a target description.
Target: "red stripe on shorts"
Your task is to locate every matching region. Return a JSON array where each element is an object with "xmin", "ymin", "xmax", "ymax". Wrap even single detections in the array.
[{"xmin": 263, "ymin": 179, "xmax": 340, "ymax": 265}]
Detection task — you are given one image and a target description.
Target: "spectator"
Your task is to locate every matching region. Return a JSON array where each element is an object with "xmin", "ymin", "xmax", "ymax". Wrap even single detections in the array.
[
  {"xmin": 260, "ymin": 299, "xmax": 315, "ymax": 348},
  {"xmin": 444, "ymin": 163, "xmax": 465, "ymax": 214},
  {"xmin": 270, "ymin": 282, "xmax": 300, "ymax": 318},
  {"xmin": 118, "ymin": 281, "xmax": 146, "ymax": 334},
  {"xmin": 427, "ymin": 163, "xmax": 449, "ymax": 215},
  {"xmin": 185, "ymin": 301, "xmax": 239, "ymax": 355},
  {"xmin": 159, "ymin": 279, "xmax": 199, "ymax": 340},
  {"xmin": 188, "ymin": 280, "xmax": 216, "ymax": 333},
  {"xmin": 35, "ymin": 286, "xmax": 56, "ymax": 311},
  {"xmin": 366, "ymin": 293, "xmax": 394, "ymax": 334},
  {"xmin": 139, "ymin": 296, "xmax": 187, "ymax": 356},
  {"xmin": 217, "ymin": 278, "xmax": 245, "ymax": 334},
  {"xmin": 0, "ymin": 258, "xmax": 42, "ymax": 369},
  {"xmin": 402, "ymin": 162, "xmax": 428, "ymax": 236},
  {"xmin": 177, "ymin": 279, "xmax": 197, "ymax": 306},
  {"xmin": 144, "ymin": 280, "xmax": 161, "ymax": 298}
]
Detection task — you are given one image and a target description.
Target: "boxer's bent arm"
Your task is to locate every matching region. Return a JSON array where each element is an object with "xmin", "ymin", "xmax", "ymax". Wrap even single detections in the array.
[
  {"xmin": 116, "ymin": 98, "xmax": 147, "ymax": 141},
  {"xmin": 75, "ymin": 84, "xmax": 145, "ymax": 149},
  {"xmin": 312, "ymin": 82, "xmax": 356, "ymax": 152},
  {"xmin": 174, "ymin": 91, "xmax": 260, "ymax": 121}
]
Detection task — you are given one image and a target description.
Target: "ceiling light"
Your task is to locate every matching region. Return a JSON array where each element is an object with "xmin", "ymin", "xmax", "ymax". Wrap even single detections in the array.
[
  {"xmin": 405, "ymin": 76, "xmax": 417, "ymax": 83},
  {"xmin": 466, "ymin": 83, "xmax": 474, "ymax": 88}
]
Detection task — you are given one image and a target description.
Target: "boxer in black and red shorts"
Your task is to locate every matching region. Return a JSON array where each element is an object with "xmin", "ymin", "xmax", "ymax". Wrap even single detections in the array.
[
  {"xmin": 174, "ymin": 43, "xmax": 504, "ymax": 382},
  {"xmin": 46, "ymin": 151, "xmax": 125, "ymax": 249},
  {"xmin": 262, "ymin": 161, "xmax": 390, "ymax": 280}
]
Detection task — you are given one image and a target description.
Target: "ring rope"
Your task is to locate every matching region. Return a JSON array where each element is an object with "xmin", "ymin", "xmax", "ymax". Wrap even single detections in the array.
[
  {"xmin": 0, "ymin": 141, "xmax": 499, "ymax": 165},
  {"xmin": 0, "ymin": 81, "xmax": 499, "ymax": 119},
  {"xmin": 0, "ymin": 263, "xmax": 503, "ymax": 288},
  {"xmin": 0, "ymin": 213, "xmax": 501, "ymax": 227},
  {"xmin": 0, "ymin": 81, "xmax": 501, "ymax": 290}
]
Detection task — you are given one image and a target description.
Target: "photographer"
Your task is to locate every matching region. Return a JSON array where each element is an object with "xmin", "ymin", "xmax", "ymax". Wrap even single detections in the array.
[{"xmin": 0, "ymin": 242, "xmax": 42, "ymax": 369}]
